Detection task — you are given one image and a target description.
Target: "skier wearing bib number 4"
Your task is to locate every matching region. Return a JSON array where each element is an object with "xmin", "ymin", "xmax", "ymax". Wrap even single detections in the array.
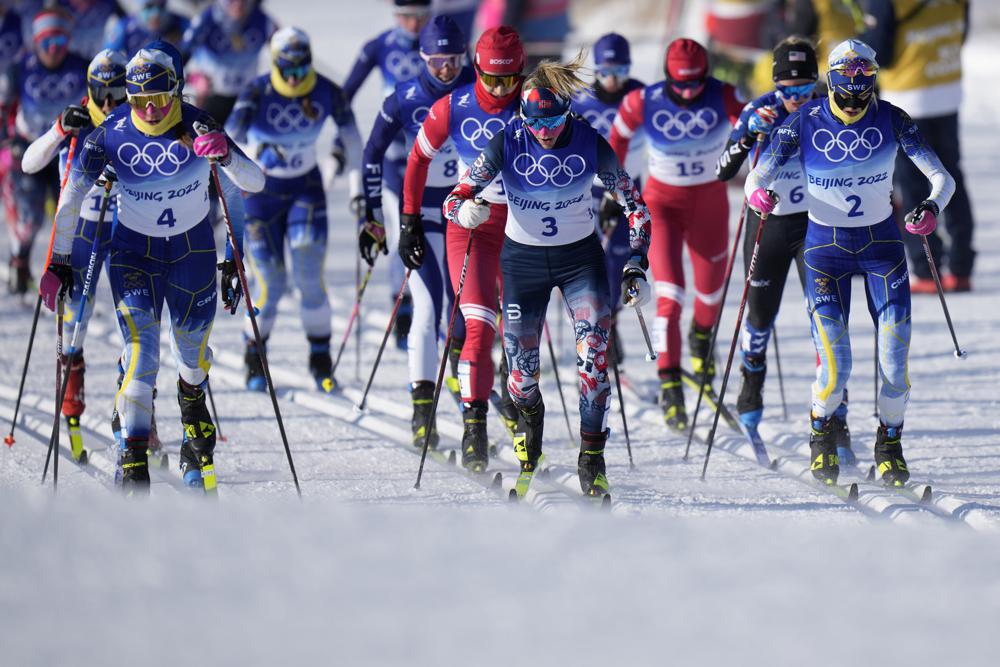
[
  {"xmin": 444, "ymin": 55, "xmax": 652, "ymax": 496},
  {"xmin": 41, "ymin": 48, "xmax": 265, "ymax": 493},
  {"xmin": 226, "ymin": 27, "xmax": 363, "ymax": 394},
  {"xmin": 746, "ymin": 39, "xmax": 955, "ymax": 486},
  {"xmin": 609, "ymin": 38, "xmax": 743, "ymax": 433}
]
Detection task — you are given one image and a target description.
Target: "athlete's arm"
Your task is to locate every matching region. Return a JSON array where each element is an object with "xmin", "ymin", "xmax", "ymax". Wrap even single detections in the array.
[
  {"xmin": 403, "ymin": 94, "xmax": 451, "ymax": 215},
  {"xmin": 595, "ymin": 135, "xmax": 651, "ymax": 259},
  {"xmin": 328, "ymin": 81, "xmax": 363, "ymax": 201},
  {"xmin": 716, "ymin": 100, "xmax": 758, "ymax": 181},
  {"xmin": 442, "ymin": 129, "xmax": 504, "ymax": 224},
  {"xmin": 893, "ymin": 105, "xmax": 955, "ymax": 212},
  {"xmin": 52, "ymin": 127, "xmax": 105, "ymax": 256},
  {"xmin": 362, "ymin": 93, "xmax": 404, "ymax": 219},
  {"xmin": 609, "ymin": 87, "xmax": 644, "ymax": 166},
  {"xmin": 22, "ymin": 119, "xmax": 70, "ymax": 174},
  {"xmin": 746, "ymin": 111, "xmax": 801, "ymax": 193},
  {"xmin": 342, "ymin": 37, "xmax": 380, "ymax": 104}
]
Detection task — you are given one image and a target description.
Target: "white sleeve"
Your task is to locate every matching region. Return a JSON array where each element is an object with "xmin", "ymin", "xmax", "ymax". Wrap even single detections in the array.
[
  {"xmin": 22, "ymin": 123, "xmax": 65, "ymax": 175},
  {"xmin": 219, "ymin": 148, "xmax": 265, "ymax": 193}
]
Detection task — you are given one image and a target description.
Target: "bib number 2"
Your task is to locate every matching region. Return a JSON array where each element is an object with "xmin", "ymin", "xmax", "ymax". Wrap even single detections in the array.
[
  {"xmin": 846, "ymin": 195, "xmax": 864, "ymax": 218},
  {"xmin": 157, "ymin": 207, "xmax": 177, "ymax": 228}
]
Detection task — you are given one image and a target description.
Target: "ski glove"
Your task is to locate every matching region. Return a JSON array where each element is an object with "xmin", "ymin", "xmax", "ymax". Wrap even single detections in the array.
[
  {"xmin": 748, "ymin": 188, "xmax": 777, "ymax": 216},
  {"xmin": 399, "ymin": 212, "xmax": 426, "ymax": 270},
  {"xmin": 905, "ymin": 200, "xmax": 939, "ymax": 236},
  {"xmin": 456, "ymin": 198, "xmax": 490, "ymax": 230},
  {"xmin": 358, "ymin": 210, "xmax": 388, "ymax": 266},
  {"xmin": 218, "ymin": 259, "xmax": 242, "ymax": 315},
  {"xmin": 598, "ymin": 192, "xmax": 623, "ymax": 235},
  {"xmin": 193, "ymin": 131, "xmax": 230, "ymax": 161},
  {"xmin": 40, "ymin": 254, "xmax": 73, "ymax": 312},
  {"xmin": 57, "ymin": 105, "xmax": 89, "ymax": 135},
  {"xmin": 621, "ymin": 255, "xmax": 651, "ymax": 309},
  {"xmin": 746, "ymin": 105, "xmax": 778, "ymax": 137}
]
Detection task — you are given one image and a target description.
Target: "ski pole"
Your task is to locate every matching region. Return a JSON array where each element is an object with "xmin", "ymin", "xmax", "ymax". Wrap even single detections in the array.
[
  {"xmin": 873, "ymin": 334, "xmax": 879, "ymax": 419},
  {"xmin": 415, "ymin": 228, "xmax": 476, "ymax": 490},
  {"xmin": 41, "ymin": 296, "xmax": 64, "ymax": 488},
  {"xmin": 609, "ymin": 327, "xmax": 634, "ymax": 469},
  {"xmin": 684, "ymin": 139, "xmax": 762, "ymax": 461},
  {"xmin": 6, "ymin": 135, "xmax": 77, "ymax": 448},
  {"xmin": 772, "ymin": 325, "xmax": 788, "ymax": 420},
  {"xmin": 543, "ymin": 319, "xmax": 576, "ymax": 448},
  {"xmin": 919, "ymin": 235, "xmax": 967, "ymax": 359},
  {"xmin": 630, "ymin": 301, "xmax": 657, "ymax": 362},
  {"xmin": 333, "ymin": 263, "xmax": 374, "ymax": 380},
  {"xmin": 205, "ymin": 381, "xmax": 226, "ymax": 442},
  {"xmin": 204, "ymin": 148, "xmax": 301, "ymax": 497},
  {"xmin": 356, "ymin": 268, "xmax": 411, "ymax": 412},
  {"xmin": 701, "ymin": 203, "xmax": 773, "ymax": 480}
]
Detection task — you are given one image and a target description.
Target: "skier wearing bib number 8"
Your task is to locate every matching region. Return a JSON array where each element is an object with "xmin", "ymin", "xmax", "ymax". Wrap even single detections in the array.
[
  {"xmin": 443, "ymin": 56, "xmax": 652, "ymax": 496},
  {"xmin": 226, "ymin": 27, "xmax": 363, "ymax": 394},
  {"xmin": 746, "ymin": 39, "xmax": 955, "ymax": 487},
  {"xmin": 609, "ymin": 38, "xmax": 743, "ymax": 433},
  {"xmin": 41, "ymin": 47, "xmax": 265, "ymax": 492}
]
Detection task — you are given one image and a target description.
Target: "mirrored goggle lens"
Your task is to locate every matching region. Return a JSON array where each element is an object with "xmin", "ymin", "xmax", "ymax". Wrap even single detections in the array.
[
  {"xmin": 281, "ymin": 65, "xmax": 310, "ymax": 80},
  {"xmin": 776, "ymin": 82, "xmax": 816, "ymax": 101},
  {"xmin": 39, "ymin": 34, "xmax": 69, "ymax": 52},
  {"xmin": 596, "ymin": 64, "xmax": 629, "ymax": 79},
  {"xmin": 832, "ymin": 58, "xmax": 877, "ymax": 77},
  {"xmin": 423, "ymin": 54, "xmax": 464, "ymax": 70},
  {"xmin": 670, "ymin": 78, "xmax": 704, "ymax": 90},
  {"xmin": 479, "ymin": 70, "xmax": 520, "ymax": 88},
  {"xmin": 127, "ymin": 91, "xmax": 173, "ymax": 108},
  {"xmin": 91, "ymin": 85, "xmax": 126, "ymax": 103},
  {"xmin": 524, "ymin": 113, "xmax": 568, "ymax": 131},
  {"xmin": 141, "ymin": 6, "xmax": 166, "ymax": 21}
]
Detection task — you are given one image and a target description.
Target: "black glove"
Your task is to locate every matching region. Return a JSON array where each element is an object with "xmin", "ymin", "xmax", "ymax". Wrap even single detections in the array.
[
  {"xmin": 332, "ymin": 138, "xmax": 346, "ymax": 176},
  {"xmin": 398, "ymin": 212, "xmax": 426, "ymax": 270},
  {"xmin": 358, "ymin": 208, "xmax": 388, "ymax": 267},
  {"xmin": 217, "ymin": 259, "xmax": 242, "ymax": 315},
  {"xmin": 58, "ymin": 105, "xmax": 89, "ymax": 135},
  {"xmin": 598, "ymin": 193, "xmax": 622, "ymax": 235},
  {"xmin": 39, "ymin": 254, "xmax": 74, "ymax": 312}
]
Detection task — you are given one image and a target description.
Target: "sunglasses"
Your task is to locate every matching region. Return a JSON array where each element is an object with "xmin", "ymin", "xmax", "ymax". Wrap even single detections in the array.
[
  {"xmin": 669, "ymin": 78, "xmax": 704, "ymax": 91},
  {"xmin": 478, "ymin": 69, "xmax": 520, "ymax": 88},
  {"xmin": 776, "ymin": 82, "xmax": 816, "ymax": 101},
  {"xmin": 127, "ymin": 91, "xmax": 173, "ymax": 109},
  {"xmin": 832, "ymin": 58, "xmax": 878, "ymax": 77},
  {"xmin": 523, "ymin": 113, "xmax": 567, "ymax": 131},
  {"xmin": 281, "ymin": 65, "xmax": 310, "ymax": 80},
  {"xmin": 91, "ymin": 84, "xmax": 126, "ymax": 104},
  {"xmin": 423, "ymin": 53, "xmax": 464, "ymax": 70},
  {"xmin": 596, "ymin": 64, "xmax": 629, "ymax": 79},
  {"xmin": 39, "ymin": 34, "xmax": 69, "ymax": 52}
]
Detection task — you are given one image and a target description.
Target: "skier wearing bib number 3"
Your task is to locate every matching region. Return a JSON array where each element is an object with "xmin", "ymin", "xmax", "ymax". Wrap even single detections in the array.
[
  {"xmin": 609, "ymin": 38, "xmax": 744, "ymax": 433},
  {"xmin": 444, "ymin": 56, "xmax": 652, "ymax": 496},
  {"xmin": 746, "ymin": 40, "xmax": 955, "ymax": 486},
  {"xmin": 41, "ymin": 48, "xmax": 265, "ymax": 492}
]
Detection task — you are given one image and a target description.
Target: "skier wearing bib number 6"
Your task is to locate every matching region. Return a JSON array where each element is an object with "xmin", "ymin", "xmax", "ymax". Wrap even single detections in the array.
[
  {"xmin": 745, "ymin": 39, "xmax": 955, "ymax": 487},
  {"xmin": 443, "ymin": 55, "xmax": 652, "ymax": 497},
  {"xmin": 609, "ymin": 38, "xmax": 743, "ymax": 433},
  {"xmin": 41, "ymin": 47, "xmax": 265, "ymax": 492},
  {"xmin": 226, "ymin": 27, "xmax": 363, "ymax": 394}
]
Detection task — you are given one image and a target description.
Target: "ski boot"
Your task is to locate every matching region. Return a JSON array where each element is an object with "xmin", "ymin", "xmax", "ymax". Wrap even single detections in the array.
[
  {"xmin": 245, "ymin": 337, "xmax": 267, "ymax": 392},
  {"xmin": 512, "ymin": 400, "xmax": 545, "ymax": 497},
  {"xmin": 688, "ymin": 322, "xmax": 717, "ymax": 384},
  {"xmin": 117, "ymin": 438, "xmax": 150, "ymax": 495},
  {"xmin": 495, "ymin": 355, "xmax": 520, "ymax": 437},
  {"xmin": 830, "ymin": 414, "xmax": 854, "ymax": 467},
  {"xmin": 178, "ymin": 379, "xmax": 217, "ymax": 494},
  {"xmin": 308, "ymin": 335, "xmax": 337, "ymax": 393},
  {"xmin": 61, "ymin": 352, "xmax": 88, "ymax": 464},
  {"xmin": 410, "ymin": 381, "xmax": 438, "ymax": 449},
  {"xmin": 461, "ymin": 400, "xmax": 489, "ymax": 473},
  {"xmin": 659, "ymin": 369, "xmax": 687, "ymax": 432},
  {"xmin": 809, "ymin": 413, "xmax": 840, "ymax": 484},
  {"xmin": 578, "ymin": 429, "xmax": 610, "ymax": 497},
  {"xmin": 7, "ymin": 256, "xmax": 30, "ymax": 295},
  {"xmin": 736, "ymin": 353, "xmax": 766, "ymax": 433},
  {"xmin": 394, "ymin": 293, "xmax": 413, "ymax": 350},
  {"xmin": 874, "ymin": 423, "xmax": 908, "ymax": 487}
]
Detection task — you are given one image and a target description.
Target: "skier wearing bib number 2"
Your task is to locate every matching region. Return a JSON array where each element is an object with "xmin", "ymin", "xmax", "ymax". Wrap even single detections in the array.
[
  {"xmin": 226, "ymin": 27, "xmax": 363, "ymax": 394},
  {"xmin": 41, "ymin": 48, "xmax": 265, "ymax": 492},
  {"xmin": 443, "ymin": 55, "xmax": 652, "ymax": 496},
  {"xmin": 746, "ymin": 40, "xmax": 955, "ymax": 486},
  {"xmin": 609, "ymin": 38, "xmax": 743, "ymax": 433}
]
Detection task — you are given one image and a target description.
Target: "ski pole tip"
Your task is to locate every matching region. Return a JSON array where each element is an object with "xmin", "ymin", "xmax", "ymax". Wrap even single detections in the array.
[
  {"xmin": 955, "ymin": 349, "xmax": 968, "ymax": 359},
  {"xmin": 3, "ymin": 435, "xmax": 13, "ymax": 447},
  {"xmin": 645, "ymin": 353, "xmax": 656, "ymax": 362}
]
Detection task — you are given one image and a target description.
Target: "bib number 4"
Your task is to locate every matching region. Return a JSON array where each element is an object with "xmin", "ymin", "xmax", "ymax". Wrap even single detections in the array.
[{"xmin": 157, "ymin": 207, "xmax": 177, "ymax": 228}]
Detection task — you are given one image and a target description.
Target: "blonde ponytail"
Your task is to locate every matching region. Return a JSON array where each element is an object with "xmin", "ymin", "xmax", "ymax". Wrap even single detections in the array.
[{"xmin": 523, "ymin": 50, "xmax": 592, "ymax": 101}]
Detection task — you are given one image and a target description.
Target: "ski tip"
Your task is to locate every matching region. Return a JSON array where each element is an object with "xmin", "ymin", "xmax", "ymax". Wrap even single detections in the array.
[
  {"xmin": 768, "ymin": 458, "xmax": 779, "ymax": 471},
  {"xmin": 77, "ymin": 450, "xmax": 88, "ymax": 466},
  {"xmin": 492, "ymin": 471, "xmax": 502, "ymax": 488},
  {"xmin": 866, "ymin": 465, "xmax": 876, "ymax": 482},
  {"xmin": 601, "ymin": 493, "xmax": 612, "ymax": 509},
  {"xmin": 920, "ymin": 485, "xmax": 933, "ymax": 503},
  {"xmin": 448, "ymin": 450, "xmax": 457, "ymax": 465},
  {"xmin": 508, "ymin": 488, "xmax": 518, "ymax": 503},
  {"xmin": 847, "ymin": 483, "xmax": 859, "ymax": 502}
]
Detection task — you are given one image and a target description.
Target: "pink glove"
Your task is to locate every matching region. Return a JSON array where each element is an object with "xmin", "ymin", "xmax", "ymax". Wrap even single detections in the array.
[
  {"xmin": 193, "ymin": 132, "xmax": 229, "ymax": 160},
  {"xmin": 39, "ymin": 258, "xmax": 73, "ymax": 312},
  {"xmin": 748, "ymin": 187, "xmax": 776, "ymax": 215},
  {"xmin": 905, "ymin": 201, "xmax": 939, "ymax": 236}
]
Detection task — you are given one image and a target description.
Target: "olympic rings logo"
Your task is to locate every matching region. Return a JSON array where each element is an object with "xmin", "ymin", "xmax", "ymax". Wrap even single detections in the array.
[
  {"xmin": 512, "ymin": 152, "xmax": 587, "ymax": 187},
  {"xmin": 385, "ymin": 50, "xmax": 422, "ymax": 81},
  {"xmin": 24, "ymin": 72, "xmax": 81, "ymax": 102},
  {"xmin": 411, "ymin": 105, "xmax": 430, "ymax": 127},
  {"xmin": 811, "ymin": 127, "xmax": 883, "ymax": 163},
  {"xmin": 265, "ymin": 102, "xmax": 324, "ymax": 133},
  {"xmin": 582, "ymin": 109, "xmax": 615, "ymax": 136},
  {"xmin": 460, "ymin": 116, "xmax": 506, "ymax": 151},
  {"xmin": 117, "ymin": 140, "xmax": 191, "ymax": 177},
  {"xmin": 651, "ymin": 108, "xmax": 718, "ymax": 140}
]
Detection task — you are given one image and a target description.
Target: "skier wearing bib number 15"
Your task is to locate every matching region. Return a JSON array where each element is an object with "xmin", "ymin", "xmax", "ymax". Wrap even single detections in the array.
[
  {"xmin": 41, "ymin": 48, "xmax": 265, "ymax": 493},
  {"xmin": 609, "ymin": 38, "xmax": 744, "ymax": 433},
  {"xmin": 746, "ymin": 39, "xmax": 955, "ymax": 486},
  {"xmin": 226, "ymin": 27, "xmax": 363, "ymax": 394},
  {"xmin": 443, "ymin": 55, "xmax": 652, "ymax": 497}
]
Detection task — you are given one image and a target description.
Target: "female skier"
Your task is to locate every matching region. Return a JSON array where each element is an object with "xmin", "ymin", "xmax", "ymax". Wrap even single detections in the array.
[
  {"xmin": 746, "ymin": 39, "xmax": 955, "ymax": 486},
  {"xmin": 443, "ymin": 55, "xmax": 652, "ymax": 496},
  {"xmin": 41, "ymin": 47, "xmax": 265, "ymax": 492},
  {"xmin": 226, "ymin": 27, "xmax": 363, "ymax": 393},
  {"xmin": 357, "ymin": 15, "xmax": 474, "ymax": 446},
  {"xmin": 609, "ymin": 37, "xmax": 744, "ymax": 433},
  {"xmin": 401, "ymin": 26, "xmax": 525, "ymax": 472}
]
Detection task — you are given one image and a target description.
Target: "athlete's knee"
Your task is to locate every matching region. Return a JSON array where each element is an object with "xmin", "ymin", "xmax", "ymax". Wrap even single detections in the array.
[
  {"xmin": 654, "ymin": 281, "xmax": 684, "ymax": 319},
  {"xmin": 460, "ymin": 303, "xmax": 498, "ymax": 351}
]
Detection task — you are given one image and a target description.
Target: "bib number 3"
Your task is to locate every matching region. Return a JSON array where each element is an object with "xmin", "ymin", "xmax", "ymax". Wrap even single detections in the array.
[{"xmin": 541, "ymin": 216, "xmax": 558, "ymax": 237}]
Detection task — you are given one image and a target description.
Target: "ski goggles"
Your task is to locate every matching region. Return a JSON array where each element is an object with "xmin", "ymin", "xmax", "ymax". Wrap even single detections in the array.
[
  {"xmin": 775, "ymin": 82, "xmax": 816, "ymax": 101},
  {"xmin": 127, "ymin": 91, "xmax": 173, "ymax": 109},
  {"xmin": 523, "ymin": 112, "xmax": 568, "ymax": 131},
  {"xmin": 140, "ymin": 5, "xmax": 167, "ymax": 22},
  {"xmin": 422, "ymin": 53, "xmax": 465, "ymax": 70},
  {"xmin": 669, "ymin": 78, "xmax": 705, "ymax": 91},
  {"xmin": 478, "ymin": 69, "xmax": 520, "ymax": 89},
  {"xmin": 38, "ymin": 34, "xmax": 69, "ymax": 53},
  {"xmin": 596, "ymin": 64, "xmax": 629, "ymax": 79},
  {"xmin": 831, "ymin": 58, "xmax": 878, "ymax": 77},
  {"xmin": 280, "ymin": 64, "xmax": 310, "ymax": 80},
  {"xmin": 90, "ymin": 84, "xmax": 127, "ymax": 104}
]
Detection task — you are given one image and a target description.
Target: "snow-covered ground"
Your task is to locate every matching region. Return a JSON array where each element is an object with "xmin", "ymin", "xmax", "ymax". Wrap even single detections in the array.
[{"xmin": 2, "ymin": 1, "xmax": 1000, "ymax": 664}]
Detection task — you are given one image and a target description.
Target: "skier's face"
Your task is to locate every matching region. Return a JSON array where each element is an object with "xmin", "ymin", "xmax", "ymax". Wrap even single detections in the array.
[
  {"xmin": 220, "ymin": 0, "xmax": 252, "ymax": 22},
  {"xmin": 131, "ymin": 95, "xmax": 173, "ymax": 123},
  {"xmin": 425, "ymin": 54, "xmax": 464, "ymax": 84},
  {"xmin": 525, "ymin": 113, "xmax": 567, "ymax": 149},
  {"xmin": 141, "ymin": 2, "xmax": 167, "ymax": 31},
  {"xmin": 775, "ymin": 78, "xmax": 816, "ymax": 113},
  {"xmin": 596, "ymin": 63, "xmax": 629, "ymax": 93},
  {"xmin": 35, "ymin": 33, "xmax": 69, "ymax": 68},
  {"xmin": 395, "ymin": 11, "xmax": 429, "ymax": 37},
  {"xmin": 478, "ymin": 69, "xmax": 520, "ymax": 97}
]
